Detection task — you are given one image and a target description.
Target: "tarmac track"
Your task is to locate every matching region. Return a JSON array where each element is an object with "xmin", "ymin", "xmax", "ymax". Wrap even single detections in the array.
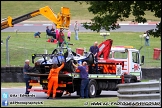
[{"xmin": 1, "ymin": 87, "xmax": 118, "ymax": 101}]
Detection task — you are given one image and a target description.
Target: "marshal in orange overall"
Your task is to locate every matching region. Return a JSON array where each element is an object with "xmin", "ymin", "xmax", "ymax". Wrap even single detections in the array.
[{"xmin": 47, "ymin": 62, "xmax": 65, "ymax": 99}]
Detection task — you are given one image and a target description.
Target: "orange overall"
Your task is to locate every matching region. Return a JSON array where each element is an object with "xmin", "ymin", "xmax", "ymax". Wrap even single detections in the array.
[{"xmin": 47, "ymin": 63, "xmax": 64, "ymax": 98}]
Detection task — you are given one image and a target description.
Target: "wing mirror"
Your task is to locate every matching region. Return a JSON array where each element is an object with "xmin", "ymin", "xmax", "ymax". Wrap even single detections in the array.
[{"xmin": 140, "ymin": 55, "xmax": 144, "ymax": 66}]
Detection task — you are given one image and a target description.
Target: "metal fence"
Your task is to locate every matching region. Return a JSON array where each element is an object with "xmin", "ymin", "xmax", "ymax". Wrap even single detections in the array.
[
  {"xmin": 117, "ymin": 79, "xmax": 161, "ymax": 107},
  {"xmin": 1, "ymin": 36, "xmax": 53, "ymax": 67}
]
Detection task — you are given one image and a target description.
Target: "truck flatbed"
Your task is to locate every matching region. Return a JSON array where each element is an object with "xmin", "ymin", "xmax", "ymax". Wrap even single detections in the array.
[{"xmin": 26, "ymin": 72, "xmax": 121, "ymax": 79}]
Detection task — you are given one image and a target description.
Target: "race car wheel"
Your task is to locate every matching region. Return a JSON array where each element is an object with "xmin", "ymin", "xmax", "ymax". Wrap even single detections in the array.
[
  {"xmin": 87, "ymin": 53, "xmax": 94, "ymax": 65},
  {"xmin": 51, "ymin": 48, "xmax": 58, "ymax": 54},
  {"xmin": 64, "ymin": 59, "xmax": 75, "ymax": 72},
  {"xmin": 64, "ymin": 51, "xmax": 77, "ymax": 59},
  {"xmin": 68, "ymin": 60, "xmax": 75, "ymax": 72}
]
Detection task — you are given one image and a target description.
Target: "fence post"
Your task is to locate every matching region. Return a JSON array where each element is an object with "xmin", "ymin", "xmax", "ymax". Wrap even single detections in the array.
[{"xmin": 6, "ymin": 36, "xmax": 11, "ymax": 66}]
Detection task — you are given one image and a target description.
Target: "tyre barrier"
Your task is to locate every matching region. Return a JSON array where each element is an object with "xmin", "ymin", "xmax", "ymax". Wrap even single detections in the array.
[
  {"xmin": 1, "ymin": 67, "xmax": 24, "ymax": 82},
  {"xmin": 6, "ymin": 67, "xmax": 10, "ymax": 73},
  {"xmin": 142, "ymin": 68, "xmax": 161, "ymax": 79},
  {"xmin": 1, "ymin": 67, "xmax": 6, "ymax": 73},
  {"xmin": 17, "ymin": 73, "xmax": 24, "ymax": 82},
  {"xmin": 4, "ymin": 72, "xmax": 13, "ymax": 82},
  {"xmin": 117, "ymin": 79, "xmax": 161, "ymax": 107},
  {"xmin": 10, "ymin": 67, "xmax": 16, "ymax": 73}
]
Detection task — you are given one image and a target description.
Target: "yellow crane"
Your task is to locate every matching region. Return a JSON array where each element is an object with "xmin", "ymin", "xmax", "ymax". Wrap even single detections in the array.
[{"xmin": 1, "ymin": 6, "xmax": 70, "ymax": 30}]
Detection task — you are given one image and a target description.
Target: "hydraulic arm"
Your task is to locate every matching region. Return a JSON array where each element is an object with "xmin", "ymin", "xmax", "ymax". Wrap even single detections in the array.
[
  {"xmin": 97, "ymin": 39, "xmax": 113, "ymax": 59},
  {"xmin": 1, "ymin": 6, "xmax": 70, "ymax": 30}
]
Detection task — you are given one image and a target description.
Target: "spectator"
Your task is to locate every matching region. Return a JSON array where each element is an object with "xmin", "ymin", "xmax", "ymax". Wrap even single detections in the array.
[
  {"xmin": 50, "ymin": 26, "xmax": 55, "ymax": 33},
  {"xmin": 47, "ymin": 62, "xmax": 65, "ymax": 99},
  {"xmin": 72, "ymin": 61, "xmax": 89, "ymax": 98},
  {"xmin": 46, "ymin": 26, "xmax": 56, "ymax": 39},
  {"xmin": 57, "ymin": 29, "xmax": 65, "ymax": 47},
  {"xmin": 34, "ymin": 32, "xmax": 41, "ymax": 38},
  {"xmin": 23, "ymin": 59, "xmax": 33, "ymax": 94},
  {"xmin": 74, "ymin": 21, "xmax": 79, "ymax": 40},
  {"xmin": 89, "ymin": 41, "xmax": 99, "ymax": 74},
  {"xmin": 144, "ymin": 31, "xmax": 150, "ymax": 46},
  {"xmin": 56, "ymin": 29, "xmax": 59, "ymax": 39},
  {"xmin": 67, "ymin": 29, "xmax": 71, "ymax": 41}
]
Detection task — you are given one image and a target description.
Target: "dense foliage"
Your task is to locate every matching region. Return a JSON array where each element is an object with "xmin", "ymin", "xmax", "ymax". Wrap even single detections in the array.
[{"xmin": 77, "ymin": 1, "xmax": 161, "ymax": 38}]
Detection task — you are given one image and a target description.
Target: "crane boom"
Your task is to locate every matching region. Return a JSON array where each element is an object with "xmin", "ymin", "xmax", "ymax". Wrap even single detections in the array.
[{"xmin": 1, "ymin": 6, "xmax": 70, "ymax": 30}]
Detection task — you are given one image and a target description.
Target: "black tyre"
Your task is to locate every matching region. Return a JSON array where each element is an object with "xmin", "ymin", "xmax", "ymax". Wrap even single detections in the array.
[
  {"xmin": 16, "ymin": 67, "xmax": 22, "ymax": 73},
  {"xmin": 124, "ymin": 75, "xmax": 137, "ymax": 83},
  {"xmin": 51, "ymin": 48, "xmax": 58, "ymax": 54},
  {"xmin": 64, "ymin": 60, "xmax": 75, "ymax": 72},
  {"xmin": 1, "ymin": 67, "xmax": 6, "ymax": 73},
  {"xmin": 88, "ymin": 79, "xmax": 97, "ymax": 98},
  {"xmin": 49, "ymin": 92, "xmax": 63, "ymax": 97},
  {"xmin": 6, "ymin": 67, "xmax": 10, "ymax": 73},
  {"xmin": 10, "ymin": 67, "xmax": 16, "ymax": 73},
  {"xmin": 87, "ymin": 53, "xmax": 94, "ymax": 65},
  {"xmin": 64, "ymin": 51, "xmax": 77, "ymax": 58},
  {"xmin": 96, "ymin": 90, "xmax": 102, "ymax": 95},
  {"xmin": 124, "ymin": 78, "xmax": 130, "ymax": 83},
  {"xmin": 55, "ymin": 92, "xmax": 63, "ymax": 97},
  {"xmin": 50, "ymin": 93, "xmax": 53, "ymax": 97},
  {"xmin": 72, "ymin": 51, "xmax": 77, "ymax": 56}
]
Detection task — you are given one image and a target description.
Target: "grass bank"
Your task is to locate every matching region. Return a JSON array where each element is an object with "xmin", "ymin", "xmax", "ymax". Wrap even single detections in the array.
[{"xmin": 1, "ymin": 1, "xmax": 160, "ymax": 22}]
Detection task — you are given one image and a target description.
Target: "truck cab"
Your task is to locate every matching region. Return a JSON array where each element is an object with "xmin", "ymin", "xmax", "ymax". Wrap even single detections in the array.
[{"xmin": 109, "ymin": 46, "xmax": 144, "ymax": 80}]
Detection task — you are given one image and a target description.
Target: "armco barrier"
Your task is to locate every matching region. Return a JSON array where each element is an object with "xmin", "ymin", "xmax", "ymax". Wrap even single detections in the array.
[
  {"xmin": 117, "ymin": 80, "xmax": 161, "ymax": 107},
  {"xmin": 1, "ymin": 67, "xmax": 161, "ymax": 82}
]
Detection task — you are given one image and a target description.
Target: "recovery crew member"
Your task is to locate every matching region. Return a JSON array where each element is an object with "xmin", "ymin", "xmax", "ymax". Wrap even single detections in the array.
[
  {"xmin": 89, "ymin": 41, "xmax": 99, "ymax": 74},
  {"xmin": 47, "ymin": 62, "xmax": 65, "ymax": 99},
  {"xmin": 72, "ymin": 61, "xmax": 89, "ymax": 98},
  {"xmin": 23, "ymin": 59, "xmax": 33, "ymax": 94}
]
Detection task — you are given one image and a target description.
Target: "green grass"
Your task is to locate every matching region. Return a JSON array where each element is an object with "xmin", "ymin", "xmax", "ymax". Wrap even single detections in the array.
[
  {"xmin": 1, "ymin": 1, "xmax": 161, "ymax": 22},
  {"xmin": 1, "ymin": 32, "xmax": 161, "ymax": 67},
  {"xmin": 7, "ymin": 97, "xmax": 118, "ymax": 107},
  {"xmin": 1, "ymin": 83, "xmax": 33, "ymax": 88}
]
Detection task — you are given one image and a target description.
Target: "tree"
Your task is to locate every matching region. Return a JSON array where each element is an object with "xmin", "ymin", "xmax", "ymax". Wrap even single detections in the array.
[{"xmin": 77, "ymin": 1, "xmax": 161, "ymax": 38}]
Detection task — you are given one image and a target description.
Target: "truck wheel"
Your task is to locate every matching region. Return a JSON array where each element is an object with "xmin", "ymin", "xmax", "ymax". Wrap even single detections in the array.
[
  {"xmin": 55, "ymin": 92, "xmax": 63, "ymax": 97},
  {"xmin": 124, "ymin": 75, "xmax": 137, "ymax": 83},
  {"xmin": 50, "ymin": 93, "xmax": 53, "ymax": 97},
  {"xmin": 88, "ymin": 79, "xmax": 97, "ymax": 98},
  {"xmin": 49, "ymin": 92, "xmax": 63, "ymax": 97},
  {"xmin": 96, "ymin": 90, "xmax": 102, "ymax": 95}
]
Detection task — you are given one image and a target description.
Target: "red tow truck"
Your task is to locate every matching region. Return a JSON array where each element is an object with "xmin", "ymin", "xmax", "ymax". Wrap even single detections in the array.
[{"xmin": 27, "ymin": 39, "xmax": 144, "ymax": 98}]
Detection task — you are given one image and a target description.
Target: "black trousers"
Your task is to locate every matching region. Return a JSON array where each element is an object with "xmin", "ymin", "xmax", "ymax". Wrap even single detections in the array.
[{"xmin": 24, "ymin": 78, "xmax": 32, "ymax": 94}]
